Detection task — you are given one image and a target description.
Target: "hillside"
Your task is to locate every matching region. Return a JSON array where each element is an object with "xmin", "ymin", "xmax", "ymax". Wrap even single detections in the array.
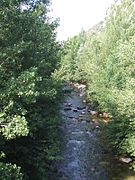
[{"xmin": 87, "ymin": 21, "xmax": 103, "ymax": 35}]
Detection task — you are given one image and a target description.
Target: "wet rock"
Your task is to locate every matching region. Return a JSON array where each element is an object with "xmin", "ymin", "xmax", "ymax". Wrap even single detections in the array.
[
  {"xmin": 83, "ymin": 99, "xmax": 86, "ymax": 103},
  {"xmin": 90, "ymin": 121, "xmax": 93, "ymax": 125},
  {"xmin": 99, "ymin": 112, "xmax": 110, "ymax": 118},
  {"xmin": 64, "ymin": 107, "xmax": 72, "ymax": 111},
  {"xmin": 68, "ymin": 116, "xmax": 74, "ymax": 119},
  {"xmin": 91, "ymin": 119, "xmax": 96, "ymax": 123},
  {"xmin": 78, "ymin": 84, "xmax": 86, "ymax": 89},
  {"xmin": 90, "ymin": 125, "xmax": 100, "ymax": 132},
  {"xmin": 91, "ymin": 167, "xmax": 96, "ymax": 172},
  {"xmin": 64, "ymin": 102, "xmax": 72, "ymax": 108},
  {"xmin": 73, "ymin": 82, "xmax": 80, "ymax": 88},
  {"xmin": 86, "ymin": 131, "xmax": 93, "ymax": 136},
  {"xmin": 73, "ymin": 147, "xmax": 77, "ymax": 151},
  {"xmin": 72, "ymin": 118, "xmax": 78, "ymax": 122},
  {"xmin": 119, "ymin": 157, "xmax": 132, "ymax": 163},
  {"xmin": 77, "ymin": 106, "xmax": 86, "ymax": 110},
  {"xmin": 79, "ymin": 114, "xmax": 83, "ymax": 117},
  {"xmin": 79, "ymin": 93, "xmax": 84, "ymax": 97},
  {"xmin": 71, "ymin": 131, "xmax": 84, "ymax": 135},
  {"xmin": 90, "ymin": 111, "xmax": 98, "ymax": 115},
  {"xmin": 102, "ymin": 112, "xmax": 110, "ymax": 118},
  {"xmin": 67, "ymin": 140, "xmax": 85, "ymax": 146},
  {"xmin": 67, "ymin": 102, "xmax": 72, "ymax": 107},
  {"xmin": 78, "ymin": 115, "xmax": 86, "ymax": 121},
  {"xmin": 72, "ymin": 108, "xmax": 78, "ymax": 112},
  {"xmin": 95, "ymin": 125, "xmax": 100, "ymax": 129}
]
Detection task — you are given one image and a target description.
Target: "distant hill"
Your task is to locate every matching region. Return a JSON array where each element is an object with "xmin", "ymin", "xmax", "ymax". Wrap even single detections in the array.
[{"xmin": 86, "ymin": 21, "xmax": 103, "ymax": 35}]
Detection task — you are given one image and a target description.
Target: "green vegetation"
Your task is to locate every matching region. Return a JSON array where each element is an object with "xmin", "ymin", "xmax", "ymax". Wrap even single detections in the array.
[
  {"xmin": 58, "ymin": 0, "xmax": 135, "ymax": 169},
  {"xmin": 0, "ymin": 0, "xmax": 62, "ymax": 179},
  {"xmin": 1, "ymin": 0, "xmax": 135, "ymax": 179}
]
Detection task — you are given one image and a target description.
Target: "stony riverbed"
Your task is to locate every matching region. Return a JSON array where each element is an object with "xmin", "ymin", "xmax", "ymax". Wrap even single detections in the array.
[{"xmin": 49, "ymin": 83, "xmax": 135, "ymax": 180}]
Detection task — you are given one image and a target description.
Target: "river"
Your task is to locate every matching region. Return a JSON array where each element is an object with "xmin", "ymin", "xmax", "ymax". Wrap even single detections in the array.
[{"xmin": 49, "ymin": 83, "xmax": 135, "ymax": 180}]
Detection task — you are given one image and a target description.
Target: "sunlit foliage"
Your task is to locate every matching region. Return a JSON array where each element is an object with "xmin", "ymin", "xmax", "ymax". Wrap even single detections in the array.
[
  {"xmin": 0, "ymin": 0, "xmax": 61, "ymax": 179},
  {"xmin": 58, "ymin": 0, "xmax": 135, "ymax": 169}
]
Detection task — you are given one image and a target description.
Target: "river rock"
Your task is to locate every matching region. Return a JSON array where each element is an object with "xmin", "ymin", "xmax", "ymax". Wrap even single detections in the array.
[
  {"xmin": 72, "ymin": 108, "xmax": 78, "ymax": 112},
  {"xmin": 78, "ymin": 84, "xmax": 86, "ymax": 89},
  {"xmin": 91, "ymin": 119, "xmax": 96, "ymax": 123},
  {"xmin": 90, "ymin": 111, "xmax": 98, "ymax": 115},
  {"xmin": 119, "ymin": 157, "xmax": 132, "ymax": 163},
  {"xmin": 95, "ymin": 125, "xmax": 100, "ymax": 129},
  {"xmin": 79, "ymin": 93, "xmax": 84, "ymax": 97},
  {"xmin": 91, "ymin": 167, "xmax": 96, "ymax": 172},
  {"xmin": 68, "ymin": 116, "xmax": 74, "ymax": 119},
  {"xmin": 67, "ymin": 102, "xmax": 72, "ymax": 107},
  {"xmin": 64, "ymin": 107, "xmax": 72, "ymax": 111},
  {"xmin": 77, "ymin": 106, "xmax": 86, "ymax": 110},
  {"xmin": 102, "ymin": 112, "xmax": 109, "ymax": 118},
  {"xmin": 79, "ymin": 114, "xmax": 83, "ymax": 117}
]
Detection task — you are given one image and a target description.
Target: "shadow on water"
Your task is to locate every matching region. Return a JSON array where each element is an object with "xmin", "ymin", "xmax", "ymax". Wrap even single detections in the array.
[{"xmin": 49, "ymin": 83, "xmax": 135, "ymax": 180}]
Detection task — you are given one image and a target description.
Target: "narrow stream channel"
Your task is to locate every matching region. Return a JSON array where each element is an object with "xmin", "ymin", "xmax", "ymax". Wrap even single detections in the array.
[{"xmin": 50, "ymin": 83, "xmax": 135, "ymax": 180}]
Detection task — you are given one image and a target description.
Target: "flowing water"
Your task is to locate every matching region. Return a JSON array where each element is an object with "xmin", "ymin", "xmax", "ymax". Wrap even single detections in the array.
[{"xmin": 50, "ymin": 84, "xmax": 135, "ymax": 180}]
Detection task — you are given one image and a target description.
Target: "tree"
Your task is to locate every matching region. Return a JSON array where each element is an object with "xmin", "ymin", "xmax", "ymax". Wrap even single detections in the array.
[
  {"xmin": 58, "ymin": 0, "xmax": 135, "ymax": 170},
  {"xmin": 0, "ymin": 0, "xmax": 61, "ymax": 179}
]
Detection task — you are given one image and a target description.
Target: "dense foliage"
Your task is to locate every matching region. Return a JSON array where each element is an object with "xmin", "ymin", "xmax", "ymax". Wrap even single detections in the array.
[
  {"xmin": 0, "ymin": 0, "xmax": 62, "ymax": 179},
  {"xmin": 58, "ymin": 0, "xmax": 135, "ymax": 169}
]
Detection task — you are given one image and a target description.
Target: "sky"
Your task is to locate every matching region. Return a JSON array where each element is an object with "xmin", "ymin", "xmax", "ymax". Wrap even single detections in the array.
[{"xmin": 49, "ymin": 0, "xmax": 115, "ymax": 40}]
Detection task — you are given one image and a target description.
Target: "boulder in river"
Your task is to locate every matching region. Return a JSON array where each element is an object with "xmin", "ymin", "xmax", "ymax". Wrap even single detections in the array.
[
  {"xmin": 64, "ymin": 107, "xmax": 72, "ymax": 111},
  {"xmin": 68, "ymin": 116, "xmax": 74, "ymax": 119},
  {"xmin": 119, "ymin": 157, "xmax": 132, "ymax": 163},
  {"xmin": 67, "ymin": 102, "xmax": 72, "ymax": 107},
  {"xmin": 79, "ymin": 93, "xmax": 85, "ymax": 97},
  {"xmin": 79, "ymin": 114, "xmax": 84, "ymax": 118},
  {"xmin": 91, "ymin": 167, "xmax": 96, "ymax": 172},
  {"xmin": 77, "ymin": 106, "xmax": 86, "ymax": 110},
  {"xmin": 95, "ymin": 125, "xmax": 100, "ymax": 130},
  {"xmin": 78, "ymin": 84, "xmax": 86, "ymax": 89},
  {"xmin": 90, "ymin": 110, "xmax": 98, "ymax": 115},
  {"xmin": 72, "ymin": 108, "xmax": 78, "ymax": 112},
  {"xmin": 83, "ymin": 99, "xmax": 86, "ymax": 103}
]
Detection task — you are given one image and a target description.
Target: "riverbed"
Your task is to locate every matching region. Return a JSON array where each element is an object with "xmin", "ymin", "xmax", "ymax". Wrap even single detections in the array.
[{"xmin": 50, "ymin": 84, "xmax": 135, "ymax": 180}]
